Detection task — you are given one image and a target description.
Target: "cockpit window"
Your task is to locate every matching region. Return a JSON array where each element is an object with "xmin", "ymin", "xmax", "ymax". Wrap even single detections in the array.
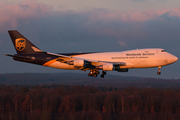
[{"xmin": 161, "ymin": 50, "xmax": 166, "ymax": 52}]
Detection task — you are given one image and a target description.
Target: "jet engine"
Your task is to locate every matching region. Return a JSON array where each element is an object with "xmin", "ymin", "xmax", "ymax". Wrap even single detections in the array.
[
  {"xmin": 102, "ymin": 64, "xmax": 129, "ymax": 72},
  {"xmin": 114, "ymin": 65, "xmax": 128, "ymax": 72},
  {"xmin": 102, "ymin": 64, "xmax": 113, "ymax": 71},
  {"xmin": 68, "ymin": 60, "xmax": 92, "ymax": 68},
  {"xmin": 73, "ymin": 60, "xmax": 85, "ymax": 67}
]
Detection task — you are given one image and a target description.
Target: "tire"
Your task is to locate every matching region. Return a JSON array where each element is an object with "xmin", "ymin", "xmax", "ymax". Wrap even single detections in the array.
[
  {"xmin": 157, "ymin": 71, "xmax": 161, "ymax": 75},
  {"xmin": 101, "ymin": 75, "xmax": 104, "ymax": 78},
  {"xmin": 94, "ymin": 74, "xmax": 97, "ymax": 77}
]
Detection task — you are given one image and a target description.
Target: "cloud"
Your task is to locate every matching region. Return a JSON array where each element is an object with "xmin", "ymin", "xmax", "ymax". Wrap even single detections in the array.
[
  {"xmin": 1, "ymin": 0, "xmax": 180, "ymax": 32},
  {"xmin": 0, "ymin": 0, "xmax": 180, "ymax": 50},
  {"xmin": 0, "ymin": 0, "xmax": 52, "ymax": 32},
  {"xmin": 118, "ymin": 41, "xmax": 127, "ymax": 47},
  {"xmin": 131, "ymin": 0, "xmax": 145, "ymax": 1},
  {"xmin": 87, "ymin": 9, "xmax": 180, "ymax": 22}
]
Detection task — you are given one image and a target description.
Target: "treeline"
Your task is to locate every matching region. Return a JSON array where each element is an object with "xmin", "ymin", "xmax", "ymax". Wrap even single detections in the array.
[
  {"xmin": 0, "ymin": 85, "xmax": 180, "ymax": 120},
  {"xmin": 1, "ymin": 73, "xmax": 180, "ymax": 88}
]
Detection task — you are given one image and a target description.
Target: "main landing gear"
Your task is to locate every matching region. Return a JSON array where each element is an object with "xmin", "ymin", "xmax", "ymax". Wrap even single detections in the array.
[
  {"xmin": 100, "ymin": 71, "xmax": 106, "ymax": 78},
  {"xmin": 88, "ymin": 70, "xmax": 100, "ymax": 77},
  {"xmin": 157, "ymin": 66, "xmax": 161, "ymax": 75},
  {"xmin": 88, "ymin": 70, "xmax": 107, "ymax": 78}
]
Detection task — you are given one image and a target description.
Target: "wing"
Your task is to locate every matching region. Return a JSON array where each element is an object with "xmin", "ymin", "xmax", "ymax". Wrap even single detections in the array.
[{"xmin": 47, "ymin": 52, "xmax": 132, "ymax": 71}]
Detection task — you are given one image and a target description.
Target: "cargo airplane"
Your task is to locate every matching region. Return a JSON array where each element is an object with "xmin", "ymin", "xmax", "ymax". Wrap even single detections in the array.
[{"xmin": 4, "ymin": 30, "xmax": 178, "ymax": 78}]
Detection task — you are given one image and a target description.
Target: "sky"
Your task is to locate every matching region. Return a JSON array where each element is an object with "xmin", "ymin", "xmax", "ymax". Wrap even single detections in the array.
[{"xmin": 0, "ymin": 0, "xmax": 180, "ymax": 79}]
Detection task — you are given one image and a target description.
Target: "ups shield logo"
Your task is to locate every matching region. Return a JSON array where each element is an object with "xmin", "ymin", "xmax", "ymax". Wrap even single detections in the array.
[{"xmin": 15, "ymin": 38, "xmax": 26, "ymax": 51}]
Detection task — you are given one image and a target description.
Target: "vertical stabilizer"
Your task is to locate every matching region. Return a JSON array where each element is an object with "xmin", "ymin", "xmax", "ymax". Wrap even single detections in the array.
[{"xmin": 8, "ymin": 30, "xmax": 42, "ymax": 54}]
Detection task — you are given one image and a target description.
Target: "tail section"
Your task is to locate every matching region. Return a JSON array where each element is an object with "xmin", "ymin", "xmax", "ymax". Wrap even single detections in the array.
[{"xmin": 8, "ymin": 30, "xmax": 42, "ymax": 54}]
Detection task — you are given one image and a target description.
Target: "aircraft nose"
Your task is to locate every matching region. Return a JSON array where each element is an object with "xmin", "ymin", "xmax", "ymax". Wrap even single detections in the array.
[
  {"xmin": 167, "ymin": 54, "xmax": 178, "ymax": 64},
  {"xmin": 174, "ymin": 56, "xmax": 178, "ymax": 62}
]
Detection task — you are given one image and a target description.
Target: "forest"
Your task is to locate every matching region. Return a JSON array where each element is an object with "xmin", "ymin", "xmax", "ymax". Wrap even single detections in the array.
[
  {"xmin": 1, "ymin": 73, "xmax": 180, "ymax": 88},
  {"xmin": 0, "ymin": 73, "xmax": 180, "ymax": 120},
  {"xmin": 1, "ymin": 85, "xmax": 180, "ymax": 120}
]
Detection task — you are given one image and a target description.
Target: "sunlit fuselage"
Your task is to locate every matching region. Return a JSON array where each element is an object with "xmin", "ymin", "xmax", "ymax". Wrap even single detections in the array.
[{"xmin": 46, "ymin": 48, "xmax": 178, "ymax": 70}]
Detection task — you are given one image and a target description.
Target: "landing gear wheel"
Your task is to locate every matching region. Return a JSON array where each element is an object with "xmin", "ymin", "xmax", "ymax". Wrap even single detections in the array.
[
  {"xmin": 93, "ymin": 74, "xmax": 97, "ymax": 77},
  {"xmin": 102, "ymin": 71, "xmax": 106, "ymax": 75},
  {"xmin": 101, "ymin": 75, "xmax": 104, "ymax": 78},
  {"xmin": 157, "ymin": 71, "xmax": 161, "ymax": 75},
  {"xmin": 101, "ymin": 71, "xmax": 106, "ymax": 78},
  {"xmin": 88, "ymin": 70, "xmax": 99, "ymax": 77}
]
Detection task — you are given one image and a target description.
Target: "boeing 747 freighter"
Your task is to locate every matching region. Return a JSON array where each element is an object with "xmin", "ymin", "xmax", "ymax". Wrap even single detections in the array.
[{"xmin": 4, "ymin": 31, "xmax": 178, "ymax": 78}]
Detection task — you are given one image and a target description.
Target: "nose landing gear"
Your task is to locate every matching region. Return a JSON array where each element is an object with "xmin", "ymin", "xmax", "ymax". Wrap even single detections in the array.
[{"xmin": 157, "ymin": 66, "xmax": 161, "ymax": 75}]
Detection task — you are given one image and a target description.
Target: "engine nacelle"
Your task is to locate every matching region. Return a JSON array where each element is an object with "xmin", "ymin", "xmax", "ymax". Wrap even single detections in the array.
[
  {"xmin": 102, "ymin": 64, "xmax": 113, "ymax": 71},
  {"xmin": 114, "ymin": 65, "xmax": 128, "ymax": 72},
  {"xmin": 117, "ymin": 68, "xmax": 128, "ymax": 72},
  {"xmin": 73, "ymin": 60, "xmax": 85, "ymax": 67}
]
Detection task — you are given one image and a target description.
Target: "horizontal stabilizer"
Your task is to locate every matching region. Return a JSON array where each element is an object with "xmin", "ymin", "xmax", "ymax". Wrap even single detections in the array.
[{"xmin": 4, "ymin": 54, "xmax": 35, "ymax": 60}]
